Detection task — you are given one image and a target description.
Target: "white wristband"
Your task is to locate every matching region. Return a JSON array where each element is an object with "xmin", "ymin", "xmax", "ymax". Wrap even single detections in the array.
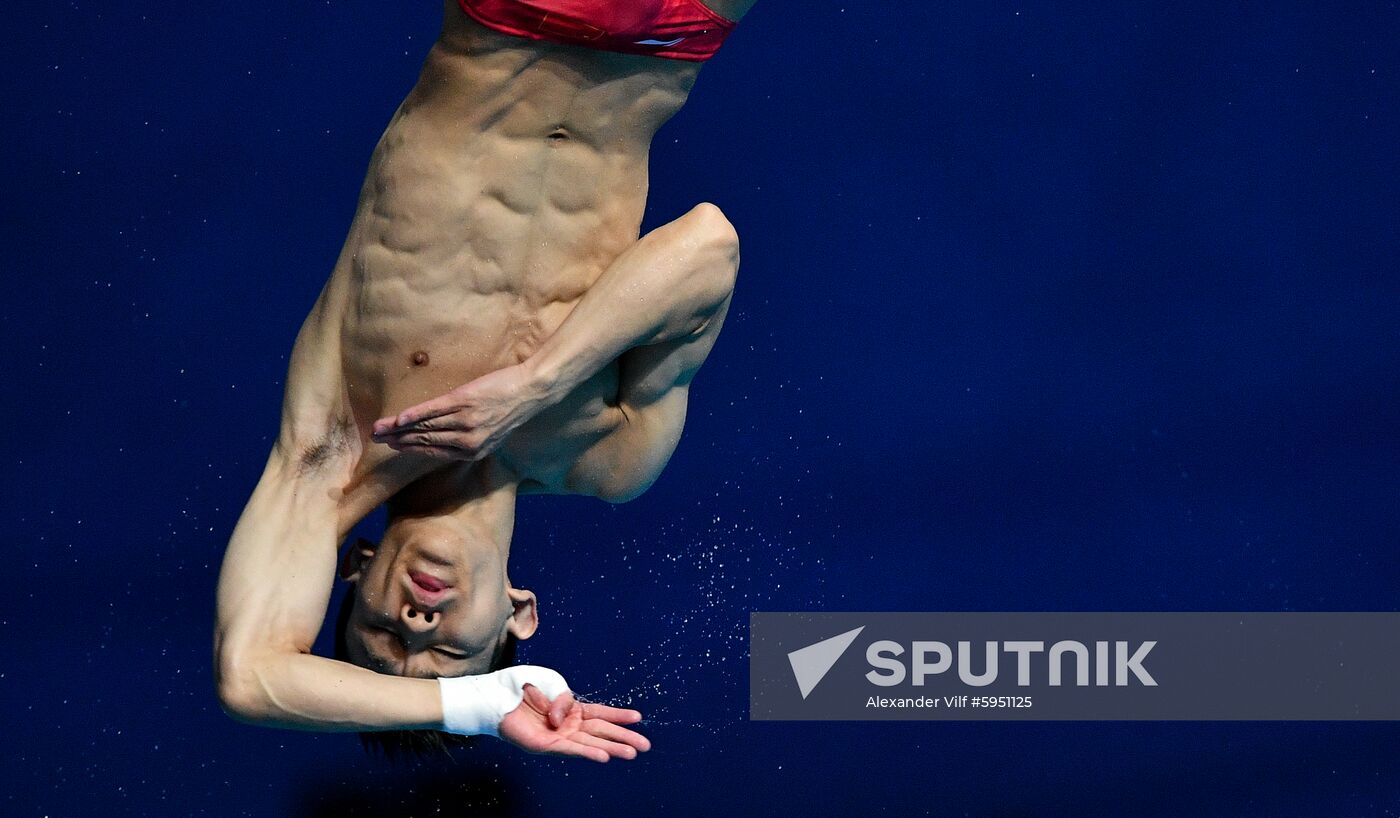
[{"xmin": 438, "ymin": 665, "xmax": 571, "ymax": 737}]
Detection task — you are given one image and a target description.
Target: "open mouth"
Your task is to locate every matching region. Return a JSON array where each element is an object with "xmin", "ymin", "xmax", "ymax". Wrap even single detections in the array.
[{"xmin": 409, "ymin": 570, "xmax": 450, "ymax": 594}]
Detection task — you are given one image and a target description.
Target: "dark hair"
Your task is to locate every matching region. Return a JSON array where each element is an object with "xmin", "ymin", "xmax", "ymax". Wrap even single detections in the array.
[{"xmin": 333, "ymin": 586, "xmax": 519, "ymax": 759}]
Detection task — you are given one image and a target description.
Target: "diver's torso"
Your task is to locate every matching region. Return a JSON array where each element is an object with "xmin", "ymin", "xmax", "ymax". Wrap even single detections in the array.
[{"xmin": 326, "ymin": 14, "xmax": 700, "ymax": 500}]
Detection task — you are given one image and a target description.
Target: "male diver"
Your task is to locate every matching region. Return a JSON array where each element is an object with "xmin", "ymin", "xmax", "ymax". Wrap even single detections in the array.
[{"xmin": 214, "ymin": 0, "xmax": 757, "ymax": 760}]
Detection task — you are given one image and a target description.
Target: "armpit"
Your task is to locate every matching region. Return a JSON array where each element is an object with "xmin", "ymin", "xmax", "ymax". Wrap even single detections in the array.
[{"xmin": 293, "ymin": 413, "xmax": 358, "ymax": 476}]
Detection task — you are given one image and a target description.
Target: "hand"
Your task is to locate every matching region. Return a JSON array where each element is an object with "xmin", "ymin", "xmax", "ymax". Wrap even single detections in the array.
[
  {"xmin": 499, "ymin": 683, "xmax": 651, "ymax": 763},
  {"xmin": 372, "ymin": 364, "xmax": 551, "ymax": 461}
]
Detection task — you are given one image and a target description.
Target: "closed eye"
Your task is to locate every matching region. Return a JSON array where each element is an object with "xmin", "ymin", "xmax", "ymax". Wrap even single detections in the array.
[{"xmin": 365, "ymin": 623, "xmax": 466, "ymax": 661}]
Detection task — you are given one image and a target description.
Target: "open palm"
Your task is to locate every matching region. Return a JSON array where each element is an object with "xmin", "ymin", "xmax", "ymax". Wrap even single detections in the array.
[{"xmin": 499, "ymin": 683, "xmax": 651, "ymax": 763}]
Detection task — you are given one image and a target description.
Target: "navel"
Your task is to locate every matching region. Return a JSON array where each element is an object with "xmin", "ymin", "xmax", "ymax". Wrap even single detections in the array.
[{"xmin": 410, "ymin": 350, "xmax": 430, "ymax": 367}]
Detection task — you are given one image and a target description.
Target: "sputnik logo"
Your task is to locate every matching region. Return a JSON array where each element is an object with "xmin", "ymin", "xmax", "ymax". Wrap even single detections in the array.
[{"xmin": 787, "ymin": 626, "xmax": 865, "ymax": 699}]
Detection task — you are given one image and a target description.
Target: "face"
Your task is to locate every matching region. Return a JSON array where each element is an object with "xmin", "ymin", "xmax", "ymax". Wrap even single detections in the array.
[{"xmin": 340, "ymin": 515, "xmax": 533, "ymax": 678}]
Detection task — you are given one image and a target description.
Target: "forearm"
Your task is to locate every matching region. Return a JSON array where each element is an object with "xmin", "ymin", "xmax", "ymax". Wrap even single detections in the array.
[
  {"xmin": 218, "ymin": 649, "xmax": 442, "ymax": 732},
  {"xmin": 525, "ymin": 202, "xmax": 739, "ymax": 401}
]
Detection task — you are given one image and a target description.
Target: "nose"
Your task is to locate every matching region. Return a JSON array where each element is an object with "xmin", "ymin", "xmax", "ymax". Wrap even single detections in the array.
[{"xmin": 399, "ymin": 603, "xmax": 440, "ymax": 634}]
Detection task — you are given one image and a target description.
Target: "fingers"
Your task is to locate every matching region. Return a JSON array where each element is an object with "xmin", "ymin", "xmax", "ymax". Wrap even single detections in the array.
[
  {"xmin": 549, "ymin": 691, "xmax": 576, "ymax": 729},
  {"xmin": 507, "ymin": 690, "xmax": 648, "ymax": 762},
  {"xmin": 373, "ymin": 424, "xmax": 484, "ymax": 459},
  {"xmin": 374, "ymin": 413, "xmax": 445, "ymax": 437},
  {"xmin": 377, "ymin": 436, "xmax": 483, "ymax": 461},
  {"xmin": 519, "ymin": 683, "xmax": 575, "ymax": 729},
  {"xmin": 383, "ymin": 443, "xmax": 464, "ymax": 460},
  {"xmin": 521, "ymin": 682, "xmax": 553, "ymax": 715},
  {"xmin": 548, "ymin": 739, "xmax": 611, "ymax": 764},
  {"xmin": 376, "ymin": 430, "xmax": 454, "ymax": 449},
  {"xmin": 383, "ymin": 394, "xmax": 463, "ymax": 433},
  {"xmin": 580, "ymin": 702, "xmax": 644, "ymax": 725},
  {"xmin": 375, "ymin": 428, "xmax": 495, "ymax": 463},
  {"xmin": 569, "ymin": 731, "xmax": 640, "ymax": 761},
  {"xmin": 582, "ymin": 718, "xmax": 652, "ymax": 753},
  {"xmin": 372, "ymin": 416, "xmax": 465, "ymax": 442}
]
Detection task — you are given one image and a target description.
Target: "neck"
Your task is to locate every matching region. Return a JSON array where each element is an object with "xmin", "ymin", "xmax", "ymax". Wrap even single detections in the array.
[{"xmin": 389, "ymin": 458, "xmax": 520, "ymax": 558}]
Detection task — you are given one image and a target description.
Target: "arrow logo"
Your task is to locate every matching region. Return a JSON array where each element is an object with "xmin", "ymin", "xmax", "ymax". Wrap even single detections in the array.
[{"xmin": 787, "ymin": 626, "xmax": 865, "ymax": 699}]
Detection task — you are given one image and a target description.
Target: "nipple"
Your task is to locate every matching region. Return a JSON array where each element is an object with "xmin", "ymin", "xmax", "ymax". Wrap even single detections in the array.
[{"xmin": 411, "ymin": 350, "xmax": 430, "ymax": 367}]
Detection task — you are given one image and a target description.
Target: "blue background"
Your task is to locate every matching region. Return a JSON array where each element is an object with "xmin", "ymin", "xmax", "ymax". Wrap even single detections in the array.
[{"xmin": 5, "ymin": 2, "xmax": 1399, "ymax": 815}]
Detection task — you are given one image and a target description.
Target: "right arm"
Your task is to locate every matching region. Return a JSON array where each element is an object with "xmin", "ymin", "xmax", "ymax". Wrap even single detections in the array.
[
  {"xmin": 212, "ymin": 277, "xmax": 446, "ymax": 731},
  {"xmin": 215, "ymin": 377, "xmax": 650, "ymax": 757},
  {"xmin": 214, "ymin": 443, "xmax": 447, "ymax": 732},
  {"xmin": 214, "ymin": 261, "xmax": 649, "ymax": 758}
]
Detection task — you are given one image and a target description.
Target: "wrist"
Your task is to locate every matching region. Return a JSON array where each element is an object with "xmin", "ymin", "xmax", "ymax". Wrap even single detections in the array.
[
  {"xmin": 437, "ymin": 666, "xmax": 572, "ymax": 737},
  {"xmin": 438, "ymin": 673, "xmax": 510, "ymax": 737},
  {"xmin": 520, "ymin": 352, "xmax": 568, "ymax": 403}
]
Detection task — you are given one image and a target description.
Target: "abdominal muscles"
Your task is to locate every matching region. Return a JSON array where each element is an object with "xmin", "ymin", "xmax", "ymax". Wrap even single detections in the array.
[{"xmin": 337, "ymin": 92, "xmax": 648, "ymax": 449}]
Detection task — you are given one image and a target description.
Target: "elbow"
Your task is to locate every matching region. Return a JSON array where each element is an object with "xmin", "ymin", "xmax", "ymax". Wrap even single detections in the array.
[
  {"xmin": 217, "ymin": 680, "xmax": 260, "ymax": 724},
  {"xmin": 215, "ymin": 650, "xmax": 272, "ymax": 724},
  {"xmin": 217, "ymin": 680, "xmax": 261, "ymax": 724}
]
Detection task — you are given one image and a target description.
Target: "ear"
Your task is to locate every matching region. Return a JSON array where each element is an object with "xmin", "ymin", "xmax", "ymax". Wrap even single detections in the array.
[
  {"xmin": 337, "ymin": 537, "xmax": 377, "ymax": 582},
  {"xmin": 504, "ymin": 586, "xmax": 539, "ymax": 640}
]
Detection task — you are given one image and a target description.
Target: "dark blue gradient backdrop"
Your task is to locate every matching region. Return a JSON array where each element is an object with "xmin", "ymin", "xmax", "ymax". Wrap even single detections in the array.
[{"xmin": 5, "ymin": 2, "xmax": 1399, "ymax": 815}]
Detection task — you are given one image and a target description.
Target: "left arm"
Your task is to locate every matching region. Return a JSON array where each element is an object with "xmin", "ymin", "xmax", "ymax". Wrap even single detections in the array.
[
  {"xmin": 373, "ymin": 201, "xmax": 741, "ymax": 460},
  {"xmin": 561, "ymin": 287, "xmax": 733, "ymax": 502}
]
